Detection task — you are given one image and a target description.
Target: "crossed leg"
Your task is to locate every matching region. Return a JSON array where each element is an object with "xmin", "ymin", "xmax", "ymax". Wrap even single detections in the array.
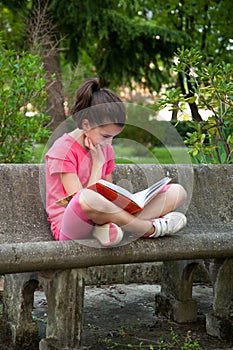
[{"xmin": 79, "ymin": 183, "xmax": 187, "ymax": 235}]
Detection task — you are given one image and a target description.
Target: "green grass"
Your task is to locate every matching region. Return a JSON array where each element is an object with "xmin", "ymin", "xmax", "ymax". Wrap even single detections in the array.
[{"xmin": 114, "ymin": 145, "xmax": 192, "ymax": 164}]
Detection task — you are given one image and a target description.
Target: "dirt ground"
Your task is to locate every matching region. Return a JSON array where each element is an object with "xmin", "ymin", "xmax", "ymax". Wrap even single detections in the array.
[
  {"xmin": 31, "ymin": 283, "xmax": 233, "ymax": 350},
  {"xmin": 1, "ymin": 282, "xmax": 233, "ymax": 349}
]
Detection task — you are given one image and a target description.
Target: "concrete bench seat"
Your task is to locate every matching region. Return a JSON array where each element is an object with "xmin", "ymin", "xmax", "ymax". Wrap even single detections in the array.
[{"xmin": 0, "ymin": 163, "xmax": 233, "ymax": 350}]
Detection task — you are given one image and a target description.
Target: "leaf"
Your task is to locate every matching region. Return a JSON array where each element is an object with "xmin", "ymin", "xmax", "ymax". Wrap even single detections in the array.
[
  {"xmin": 185, "ymin": 96, "xmax": 197, "ymax": 104},
  {"xmin": 192, "ymin": 149, "xmax": 199, "ymax": 156}
]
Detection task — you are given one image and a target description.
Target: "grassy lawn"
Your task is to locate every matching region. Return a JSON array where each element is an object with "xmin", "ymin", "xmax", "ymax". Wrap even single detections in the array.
[
  {"xmin": 114, "ymin": 144, "xmax": 192, "ymax": 164},
  {"xmin": 33, "ymin": 143, "xmax": 192, "ymax": 164}
]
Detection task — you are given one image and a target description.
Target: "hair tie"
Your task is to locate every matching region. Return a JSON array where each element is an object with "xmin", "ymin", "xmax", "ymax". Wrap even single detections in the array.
[{"xmin": 92, "ymin": 80, "xmax": 101, "ymax": 93}]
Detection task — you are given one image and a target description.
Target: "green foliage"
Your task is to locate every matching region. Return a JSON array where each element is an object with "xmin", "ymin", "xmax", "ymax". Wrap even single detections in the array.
[
  {"xmin": 158, "ymin": 328, "xmax": 205, "ymax": 350},
  {"xmin": 2, "ymin": 0, "xmax": 233, "ymax": 96},
  {"xmin": 148, "ymin": 0, "xmax": 233, "ymax": 64},
  {"xmin": 102, "ymin": 328, "xmax": 205, "ymax": 349},
  {"xmin": 36, "ymin": 0, "xmax": 186, "ymax": 91},
  {"xmin": 61, "ymin": 50, "xmax": 96, "ymax": 105},
  {"xmin": 0, "ymin": 2, "xmax": 26, "ymax": 50},
  {"xmin": 170, "ymin": 121, "xmax": 195, "ymax": 140},
  {"xmin": 156, "ymin": 47, "xmax": 233, "ymax": 164},
  {"xmin": 0, "ymin": 39, "xmax": 50, "ymax": 163},
  {"xmin": 91, "ymin": 8, "xmax": 184, "ymax": 90}
]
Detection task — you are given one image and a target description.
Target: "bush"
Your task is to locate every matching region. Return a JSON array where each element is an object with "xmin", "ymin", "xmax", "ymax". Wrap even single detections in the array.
[
  {"xmin": 156, "ymin": 48, "xmax": 233, "ymax": 164},
  {"xmin": 170, "ymin": 120, "xmax": 195, "ymax": 140},
  {"xmin": 0, "ymin": 39, "xmax": 50, "ymax": 163}
]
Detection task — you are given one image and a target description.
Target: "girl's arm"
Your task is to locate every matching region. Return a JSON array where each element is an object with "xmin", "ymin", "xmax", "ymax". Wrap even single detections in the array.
[
  {"xmin": 61, "ymin": 171, "xmax": 113, "ymax": 197},
  {"xmin": 84, "ymin": 136, "xmax": 106, "ymax": 187},
  {"xmin": 104, "ymin": 173, "xmax": 113, "ymax": 183},
  {"xmin": 61, "ymin": 173, "xmax": 83, "ymax": 195}
]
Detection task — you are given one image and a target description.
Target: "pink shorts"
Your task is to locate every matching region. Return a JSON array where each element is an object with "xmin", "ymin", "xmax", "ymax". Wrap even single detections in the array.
[{"xmin": 59, "ymin": 191, "xmax": 94, "ymax": 240}]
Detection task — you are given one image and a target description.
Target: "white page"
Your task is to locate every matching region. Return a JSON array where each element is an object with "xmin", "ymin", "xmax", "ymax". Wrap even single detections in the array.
[{"xmin": 98, "ymin": 177, "xmax": 171, "ymax": 208}]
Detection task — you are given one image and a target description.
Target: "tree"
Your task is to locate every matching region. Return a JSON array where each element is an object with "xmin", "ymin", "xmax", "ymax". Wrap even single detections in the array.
[
  {"xmin": 46, "ymin": 0, "xmax": 187, "ymax": 90},
  {"xmin": 1, "ymin": 0, "xmax": 233, "ymax": 125},
  {"xmin": 27, "ymin": 1, "xmax": 66, "ymax": 130},
  {"xmin": 50, "ymin": 0, "xmax": 233, "ymax": 121},
  {"xmin": 1, "ymin": 0, "xmax": 187, "ymax": 128},
  {"xmin": 140, "ymin": 0, "xmax": 233, "ymax": 121}
]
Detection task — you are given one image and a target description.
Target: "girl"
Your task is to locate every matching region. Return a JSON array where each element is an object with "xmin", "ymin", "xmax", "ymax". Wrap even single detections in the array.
[{"xmin": 45, "ymin": 78, "xmax": 187, "ymax": 247}]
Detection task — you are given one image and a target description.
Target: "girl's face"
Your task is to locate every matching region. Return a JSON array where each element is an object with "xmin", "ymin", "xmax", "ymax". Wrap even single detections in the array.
[{"xmin": 82, "ymin": 121, "xmax": 124, "ymax": 147}]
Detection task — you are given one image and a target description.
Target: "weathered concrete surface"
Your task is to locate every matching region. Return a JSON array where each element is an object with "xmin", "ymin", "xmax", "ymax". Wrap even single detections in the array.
[
  {"xmin": 85, "ymin": 261, "xmax": 164, "ymax": 285},
  {"xmin": 0, "ymin": 164, "xmax": 52, "ymax": 244},
  {"xmin": 39, "ymin": 268, "xmax": 86, "ymax": 350},
  {"xmin": 206, "ymin": 259, "xmax": 233, "ymax": 341},
  {"xmin": 150, "ymin": 164, "xmax": 233, "ymax": 337},
  {"xmin": 1, "ymin": 163, "xmax": 232, "ymax": 243},
  {"xmin": 3, "ymin": 273, "xmax": 39, "ymax": 349},
  {"xmin": 0, "ymin": 163, "xmax": 233, "ymax": 349},
  {"xmin": 0, "ymin": 232, "xmax": 233, "ymax": 274}
]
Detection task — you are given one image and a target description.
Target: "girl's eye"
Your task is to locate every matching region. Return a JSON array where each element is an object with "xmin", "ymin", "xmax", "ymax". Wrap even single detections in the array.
[{"xmin": 103, "ymin": 135, "xmax": 112, "ymax": 139}]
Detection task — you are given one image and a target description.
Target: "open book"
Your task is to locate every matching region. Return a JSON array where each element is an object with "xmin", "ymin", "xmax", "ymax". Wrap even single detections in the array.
[{"xmin": 56, "ymin": 177, "xmax": 171, "ymax": 214}]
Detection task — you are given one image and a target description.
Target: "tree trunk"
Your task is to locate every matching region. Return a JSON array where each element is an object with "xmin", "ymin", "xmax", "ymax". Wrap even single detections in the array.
[
  {"xmin": 188, "ymin": 101, "xmax": 202, "ymax": 122},
  {"xmin": 43, "ymin": 48, "xmax": 66, "ymax": 131},
  {"xmin": 171, "ymin": 105, "xmax": 178, "ymax": 120},
  {"xmin": 178, "ymin": 72, "xmax": 203, "ymax": 122}
]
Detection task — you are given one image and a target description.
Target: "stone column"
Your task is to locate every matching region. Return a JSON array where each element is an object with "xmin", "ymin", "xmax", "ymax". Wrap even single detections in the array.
[
  {"xmin": 39, "ymin": 268, "xmax": 86, "ymax": 350},
  {"xmin": 3, "ymin": 272, "xmax": 39, "ymax": 350},
  {"xmin": 155, "ymin": 260, "xmax": 203, "ymax": 323},
  {"xmin": 206, "ymin": 258, "xmax": 233, "ymax": 341}
]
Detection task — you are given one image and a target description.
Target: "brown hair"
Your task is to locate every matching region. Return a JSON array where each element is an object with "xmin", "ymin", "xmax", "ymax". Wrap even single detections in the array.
[{"xmin": 71, "ymin": 78, "xmax": 126, "ymax": 129}]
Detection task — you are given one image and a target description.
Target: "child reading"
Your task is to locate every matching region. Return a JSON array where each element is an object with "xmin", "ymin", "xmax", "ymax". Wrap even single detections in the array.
[{"xmin": 45, "ymin": 78, "xmax": 187, "ymax": 247}]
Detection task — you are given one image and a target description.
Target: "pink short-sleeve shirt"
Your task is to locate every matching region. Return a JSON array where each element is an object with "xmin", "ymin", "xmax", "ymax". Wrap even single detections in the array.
[{"xmin": 45, "ymin": 133, "xmax": 115, "ymax": 239}]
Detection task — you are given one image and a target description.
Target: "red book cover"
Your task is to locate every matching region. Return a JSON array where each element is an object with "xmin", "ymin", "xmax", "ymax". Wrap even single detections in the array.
[{"xmin": 89, "ymin": 182, "xmax": 142, "ymax": 214}]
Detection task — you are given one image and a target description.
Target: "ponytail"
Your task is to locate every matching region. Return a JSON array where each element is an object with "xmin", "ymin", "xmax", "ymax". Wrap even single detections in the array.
[{"xmin": 71, "ymin": 78, "xmax": 126, "ymax": 128}]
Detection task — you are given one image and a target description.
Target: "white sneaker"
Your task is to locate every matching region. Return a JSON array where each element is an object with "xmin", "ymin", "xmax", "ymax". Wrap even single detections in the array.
[
  {"xmin": 145, "ymin": 212, "xmax": 187, "ymax": 238},
  {"xmin": 92, "ymin": 222, "xmax": 123, "ymax": 247}
]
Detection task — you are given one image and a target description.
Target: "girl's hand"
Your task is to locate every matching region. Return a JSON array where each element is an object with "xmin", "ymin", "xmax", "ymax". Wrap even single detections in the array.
[
  {"xmin": 84, "ymin": 135, "xmax": 94, "ymax": 151},
  {"xmin": 84, "ymin": 136, "xmax": 105, "ymax": 166}
]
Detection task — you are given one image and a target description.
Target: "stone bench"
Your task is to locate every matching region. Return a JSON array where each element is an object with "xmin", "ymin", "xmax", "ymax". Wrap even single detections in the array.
[{"xmin": 0, "ymin": 163, "xmax": 233, "ymax": 349}]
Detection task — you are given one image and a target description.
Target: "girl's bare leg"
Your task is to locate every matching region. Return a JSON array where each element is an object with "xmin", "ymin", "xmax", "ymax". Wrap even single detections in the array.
[
  {"xmin": 79, "ymin": 189, "xmax": 152, "ymax": 235},
  {"xmin": 79, "ymin": 184, "xmax": 187, "ymax": 236},
  {"xmin": 136, "ymin": 184, "xmax": 187, "ymax": 220}
]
